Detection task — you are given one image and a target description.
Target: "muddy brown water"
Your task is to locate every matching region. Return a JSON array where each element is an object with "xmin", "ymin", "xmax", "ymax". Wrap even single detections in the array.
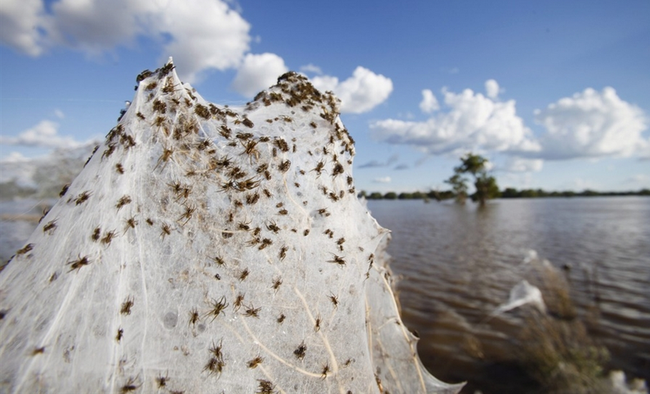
[{"xmin": 367, "ymin": 197, "xmax": 650, "ymax": 393}]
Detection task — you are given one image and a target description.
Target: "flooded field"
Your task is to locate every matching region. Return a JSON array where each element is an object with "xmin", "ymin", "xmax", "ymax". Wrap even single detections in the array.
[{"xmin": 368, "ymin": 197, "xmax": 650, "ymax": 393}]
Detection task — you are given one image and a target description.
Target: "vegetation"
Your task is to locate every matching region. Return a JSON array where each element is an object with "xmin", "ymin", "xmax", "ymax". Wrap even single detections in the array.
[
  {"xmin": 450, "ymin": 153, "xmax": 500, "ymax": 206},
  {"xmin": 517, "ymin": 263, "xmax": 610, "ymax": 393},
  {"xmin": 444, "ymin": 174, "xmax": 468, "ymax": 204},
  {"xmin": 360, "ymin": 187, "xmax": 650, "ymax": 201},
  {"xmin": 501, "ymin": 187, "xmax": 650, "ymax": 198},
  {"xmin": 359, "ymin": 190, "xmax": 454, "ymax": 201}
]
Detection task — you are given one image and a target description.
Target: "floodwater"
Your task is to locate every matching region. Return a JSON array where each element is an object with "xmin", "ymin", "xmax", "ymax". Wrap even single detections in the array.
[
  {"xmin": 0, "ymin": 199, "xmax": 55, "ymax": 264},
  {"xmin": 367, "ymin": 197, "xmax": 650, "ymax": 393}
]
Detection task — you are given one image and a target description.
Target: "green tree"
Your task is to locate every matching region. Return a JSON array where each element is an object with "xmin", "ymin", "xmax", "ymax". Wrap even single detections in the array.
[
  {"xmin": 454, "ymin": 153, "xmax": 488, "ymax": 176},
  {"xmin": 473, "ymin": 173, "xmax": 500, "ymax": 203},
  {"xmin": 451, "ymin": 153, "xmax": 499, "ymax": 206},
  {"xmin": 502, "ymin": 187, "xmax": 519, "ymax": 198},
  {"xmin": 444, "ymin": 173, "xmax": 468, "ymax": 204}
]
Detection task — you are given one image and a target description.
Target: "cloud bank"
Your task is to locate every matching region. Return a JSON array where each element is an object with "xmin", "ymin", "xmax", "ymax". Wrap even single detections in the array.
[
  {"xmin": 370, "ymin": 81, "xmax": 649, "ymax": 174},
  {"xmin": 0, "ymin": 0, "xmax": 250, "ymax": 83},
  {"xmin": 0, "ymin": 119, "xmax": 97, "ymax": 149},
  {"xmin": 1, "ymin": 0, "xmax": 393, "ymax": 113},
  {"xmin": 370, "ymin": 84, "xmax": 540, "ymax": 156}
]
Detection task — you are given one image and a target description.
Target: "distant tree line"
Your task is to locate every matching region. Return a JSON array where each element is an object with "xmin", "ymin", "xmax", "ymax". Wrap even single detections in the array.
[
  {"xmin": 500, "ymin": 188, "xmax": 650, "ymax": 198},
  {"xmin": 360, "ymin": 152, "xmax": 650, "ymax": 202},
  {"xmin": 359, "ymin": 188, "xmax": 650, "ymax": 201},
  {"xmin": 359, "ymin": 190, "xmax": 455, "ymax": 201}
]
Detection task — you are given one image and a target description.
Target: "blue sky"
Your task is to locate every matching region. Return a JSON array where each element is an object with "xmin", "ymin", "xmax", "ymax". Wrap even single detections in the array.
[{"xmin": 1, "ymin": 0, "xmax": 649, "ymax": 193}]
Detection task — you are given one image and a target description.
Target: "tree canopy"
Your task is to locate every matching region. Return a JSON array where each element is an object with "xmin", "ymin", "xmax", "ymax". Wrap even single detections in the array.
[{"xmin": 448, "ymin": 153, "xmax": 499, "ymax": 206}]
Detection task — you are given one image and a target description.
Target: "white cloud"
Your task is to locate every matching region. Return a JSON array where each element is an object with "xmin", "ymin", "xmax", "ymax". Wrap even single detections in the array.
[
  {"xmin": 535, "ymin": 87, "xmax": 648, "ymax": 160},
  {"xmin": 371, "ymin": 82, "xmax": 540, "ymax": 155},
  {"xmin": 485, "ymin": 79, "xmax": 499, "ymax": 99},
  {"xmin": 0, "ymin": 152, "xmax": 30, "ymax": 163},
  {"xmin": 0, "ymin": 120, "xmax": 91, "ymax": 149},
  {"xmin": 311, "ymin": 75, "xmax": 338, "ymax": 92},
  {"xmin": 300, "ymin": 64, "xmax": 322, "ymax": 75},
  {"xmin": 54, "ymin": 109, "xmax": 65, "ymax": 119},
  {"xmin": 0, "ymin": 0, "xmax": 251, "ymax": 83},
  {"xmin": 503, "ymin": 157, "xmax": 544, "ymax": 173},
  {"xmin": 0, "ymin": 0, "xmax": 46, "ymax": 56},
  {"xmin": 312, "ymin": 67, "xmax": 393, "ymax": 114},
  {"xmin": 373, "ymin": 177, "xmax": 391, "ymax": 183},
  {"xmin": 419, "ymin": 89, "xmax": 439, "ymax": 113},
  {"xmin": 150, "ymin": 1, "xmax": 251, "ymax": 82},
  {"xmin": 231, "ymin": 53, "xmax": 288, "ymax": 97}
]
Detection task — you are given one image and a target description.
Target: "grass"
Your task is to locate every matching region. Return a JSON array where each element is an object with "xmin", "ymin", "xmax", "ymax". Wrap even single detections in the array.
[{"xmin": 517, "ymin": 262, "xmax": 610, "ymax": 393}]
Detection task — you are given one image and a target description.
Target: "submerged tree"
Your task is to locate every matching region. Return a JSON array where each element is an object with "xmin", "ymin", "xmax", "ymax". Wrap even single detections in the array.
[
  {"xmin": 448, "ymin": 153, "xmax": 499, "ymax": 206},
  {"xmin": 445, "ymin": 173, "xmax": 468, "ymax": 204}
]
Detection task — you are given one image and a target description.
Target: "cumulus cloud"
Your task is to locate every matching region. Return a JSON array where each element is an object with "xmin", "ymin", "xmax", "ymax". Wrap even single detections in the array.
[
  {"xmin": 371, "ymin": 81, "xmax": 541, "ymax": 156},
  {"xmin": 0, "ymin": 152, "xmax": 30, "ymax": 163},
  {"xmin": 231, "ymin": 53, "xmax": 288, "ymax": 97},
  {"xmin": 485, "ymin": 79, "xmax": 500, "ymax": 99},
  {"xmin": 373, "ymin": 177, "xmax": 391, "ymax": 183},
  {"xmin": 312, "ymin": 67, "xmax": 393, "ymax": 114},
  {"xmin": 300, "ymin": 64, "xmax": 322, "ymax": 75},
  {"xmin": 535, "ymin": 87, "xmax": 648, "ymax": 160},
  {"xmin": 419, "ymin": 89, "xmax": 439, "ymax": 113},
  {"xmin": 0, "ymin": 120, "xmax": 94, "ymax": 149},
  {"xmin": 503, "ymin": 157, "xmax": 544, "ymax": 173},
  {"xmin": 0, "ymin": 0, "xmax": 46, "ymax": 56},
  {"xmin": 1, "ymin": 0, "xmax": 251, "ymax": 82}
]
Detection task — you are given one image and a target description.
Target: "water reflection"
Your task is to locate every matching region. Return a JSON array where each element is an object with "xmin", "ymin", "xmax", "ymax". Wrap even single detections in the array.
[{"xmin": 368, "ymin": 197, "xmax": 650, "ymax": 393}]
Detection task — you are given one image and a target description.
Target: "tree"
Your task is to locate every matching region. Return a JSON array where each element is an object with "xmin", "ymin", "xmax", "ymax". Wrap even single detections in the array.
[
  {"xmin": 444, "ymin": 173, "xmax": 468, "ymax": 204},
  {"xmin": 454, "ymin": 153, "xmax": 488, "ymax": 176},
  {"xmin": 473, "ymin": 173, "xmax": 500, "ymax": 204},
  {"xmin": 450, "ymin": 153, "xmax": 499, "ymax": 206}
]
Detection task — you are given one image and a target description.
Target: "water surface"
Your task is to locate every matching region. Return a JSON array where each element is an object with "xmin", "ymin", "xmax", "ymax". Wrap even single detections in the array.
[{"xmin": 367, "ymin": 197, "xmax": 650, "ymax": 393}]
